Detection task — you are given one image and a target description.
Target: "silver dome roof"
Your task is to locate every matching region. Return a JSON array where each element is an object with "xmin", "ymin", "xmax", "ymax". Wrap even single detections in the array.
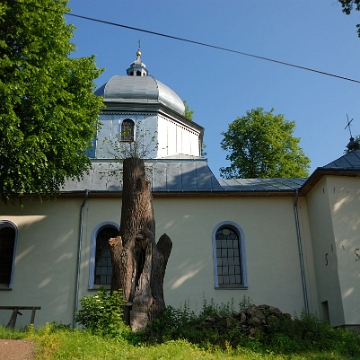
[{"xmin": 95, "ymin": 75, "xmax": 185, "ymax": 116}]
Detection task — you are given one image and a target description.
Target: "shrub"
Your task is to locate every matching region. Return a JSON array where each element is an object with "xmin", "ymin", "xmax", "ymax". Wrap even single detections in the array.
[
  {"xmin": 263, "ymin": 311, "xmax": 360, "ymax": 355},
  {"xmin": 140, "ymin": 298, "xmax": 248, "ymax": 347},
  {"xmin": 140, "ymin": 304, "xmax": 200, "ymax": 344},
  {"xmin": 141, "ymin": 300, "xmax": 360, "ymax": 357},
  {"xmin": 76, "ymin": 288, "xmax": 129, "ymax": 337}
]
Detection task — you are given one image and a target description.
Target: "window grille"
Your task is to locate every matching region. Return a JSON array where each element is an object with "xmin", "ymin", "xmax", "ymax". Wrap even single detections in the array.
[
  {"xmin": 213, "ymin": 222, "xmax": 248, "ymax": 289},
  {"xmin": 94, "ymin": 227, "xmax": 118, "ymax": 286}
]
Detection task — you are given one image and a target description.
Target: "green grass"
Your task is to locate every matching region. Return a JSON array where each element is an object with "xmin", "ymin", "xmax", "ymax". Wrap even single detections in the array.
[
  {"xmin": 1, "ymin": 294, "xmax": 359, "ymax": 359},
  {"xmin": 0, "ymin": 324, "xmax": 359, "ymax": 360}
]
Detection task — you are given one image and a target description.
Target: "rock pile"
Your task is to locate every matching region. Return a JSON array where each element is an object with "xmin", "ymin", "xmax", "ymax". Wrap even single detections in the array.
[{"xmin": 194, "ymin": 304, "xmax": 292, "ymax": 338}]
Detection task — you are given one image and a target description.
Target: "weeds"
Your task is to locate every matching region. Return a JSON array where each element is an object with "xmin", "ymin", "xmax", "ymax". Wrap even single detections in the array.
[
  {"xmin": 140, "ymin": 299, "xmax": 360, "ymax": 357},
  {"xmin": 1, "ymin": 296, "xmax": 359, "ymax": 359},
  {"xmin": 75, "ymin": 288, "xmax": 130, "ymax": 337}
]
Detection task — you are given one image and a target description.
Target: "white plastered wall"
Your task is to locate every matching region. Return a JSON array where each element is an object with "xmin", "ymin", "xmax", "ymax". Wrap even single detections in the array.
[
  {"xmin": 79, "ymin": 196, "xmax": 313, "ymax": 316},
  {"xmin": 295, "ymin": 196, "xmax": 319, "ymax": 316},
  {"xmin": 153, "ymin": 196, "xmax": 312, "ymax": 315},
  {"xmin": 0, "ymin": 198, "xmax": 83, "ymax": 326},
  {"xmin": 0, "ymin": 193, "xmax": 317, "ymax": 326},
  {"xmin": 306, "ymin": 177, "xmax": 345, "ymax": 326},
  {"xmin": 325, "ymin": 176, "xmax": 360, "ymax": 325},
  {"xmin": 157, "ymin": 116, "xmax": 200, "ymax": 158},
  {"xmin": 96, "ymin": 114, "xmax": 159, "ymax": 159}
]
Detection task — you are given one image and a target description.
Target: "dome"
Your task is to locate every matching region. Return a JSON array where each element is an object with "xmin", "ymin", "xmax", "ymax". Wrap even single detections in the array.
[
  {"xmin": 94, "ymin": 75, "xmax": 185, "ymax": 116},
  {"xmin": 95, "ymin": 50, "xmax": 185, "ymax": 116}
]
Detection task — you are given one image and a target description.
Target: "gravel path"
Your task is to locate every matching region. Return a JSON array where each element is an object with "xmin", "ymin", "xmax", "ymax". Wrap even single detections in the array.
[{"xmin": 0, "ymin": 339, "xmax": 35, "ymax": 360}]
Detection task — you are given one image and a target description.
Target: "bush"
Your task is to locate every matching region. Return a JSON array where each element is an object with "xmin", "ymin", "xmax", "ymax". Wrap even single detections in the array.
[
  {"xmin": 140, "ymin": 298, "xmax": 248, "ymax": 347},
  {"xmin": 74, "ymin": 291, "xmax": 360, "ymax": 357},
  {"xmin": 263, "ymin": 311, "xmax": 360, "ymax": 355},
  {"xmin": 76, "ymin": 288, "xmax": 129, "ymax": 337},
  {"xmin": 141, "ymin": 301, "xmax": 360, "ymax": 357},
  {"xmin": 140, "ymin": 304, "xmax": 200, "ymax": 344}
]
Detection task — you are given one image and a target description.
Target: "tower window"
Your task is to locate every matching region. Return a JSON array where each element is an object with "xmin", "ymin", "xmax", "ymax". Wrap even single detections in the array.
[
  {"xmin": 121, "ymin": 119, "xmax": 134, "ymax": 142},
  {"xmin": 136, "ymin": 71, "xmax": 141, "ymax": 76}
]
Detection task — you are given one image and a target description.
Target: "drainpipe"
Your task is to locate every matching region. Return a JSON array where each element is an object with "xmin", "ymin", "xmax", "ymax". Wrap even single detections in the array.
[
  {"xmin": 73, "ymin": 189, "xmax": 89, "ymax": 328},
  {"xmin": 294, "ymin": 189, "xmax": 309, "ymax": 315}
]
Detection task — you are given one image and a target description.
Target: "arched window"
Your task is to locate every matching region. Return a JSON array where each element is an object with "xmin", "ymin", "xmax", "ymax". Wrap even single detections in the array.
[
  {"xmin": 89, "ymin": 222, "xmax": 119, "ymax": 289},
  {"xmin": 0, "ymin": 221, "xmax": 18, "ymax": 289},
  {"xmin": 212, "ymin": 222, "xmax": 248, "ymax": 289},
  {"xmin": 120, "ymin": 119, "xmax": 134, "ymax": 142}
]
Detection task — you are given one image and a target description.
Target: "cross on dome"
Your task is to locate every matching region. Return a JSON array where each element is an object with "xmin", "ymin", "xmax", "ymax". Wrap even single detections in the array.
[{"xmin": 126, "ymin": 42, "xmax": 148, "ymax": 76}]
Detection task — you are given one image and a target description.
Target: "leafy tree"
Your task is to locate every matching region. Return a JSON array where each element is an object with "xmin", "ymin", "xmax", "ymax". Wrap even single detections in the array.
[
  {"xmin": 345, "ymin": 134, "xmax": 360, "ymax": 153},
  {"xmin": 183, "ymin": 100, "xmax": 206, "ymax": 155},
  {"xmin": 338, "ymin": 0, "xmax": 360, "ymax": 37},
  {"xmin": 220, "ymin": 108, "xmax": 310, "ymax": 179},
  {"xmin": 184, "ymin": 100, "xmax": 194, "ymax": 121},
  {"xmin": 0, "ymin": 0, "xmax": 103, "ymax": 203},
  {"xmin": 354, "ymin": 135, "xmax": 360, "ymax": 147}
]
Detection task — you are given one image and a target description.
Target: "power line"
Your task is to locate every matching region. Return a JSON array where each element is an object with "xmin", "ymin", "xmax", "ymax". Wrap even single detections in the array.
[
  {"xmin": 10, "ymin": 0, "xmax": 360, "ymax": 84},
  {"xmin": 63, "ymin": 14, "xmax": 360, "ymax": 84}
]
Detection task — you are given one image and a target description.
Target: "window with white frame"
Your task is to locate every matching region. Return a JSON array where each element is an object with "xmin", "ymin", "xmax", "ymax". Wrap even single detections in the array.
[
  {"xmin": 0, "ymin": 221, "xmax": 18, "ymax": 289},
  {"xmin": 89, "ymin": 222, "xmax": 119, "ymax": 289},
  {"xmin": 212, "ymin": 222, "xmax": 248, "ymax": 289}
]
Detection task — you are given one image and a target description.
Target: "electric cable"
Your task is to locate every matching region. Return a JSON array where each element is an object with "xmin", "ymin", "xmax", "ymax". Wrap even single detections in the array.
[{"xmin": 10, "ymin": 0, "xmax": 360, "ymax": 84}]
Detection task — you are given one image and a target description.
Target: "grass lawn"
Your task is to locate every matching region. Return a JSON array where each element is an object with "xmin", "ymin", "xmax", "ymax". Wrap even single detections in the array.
[{"xmin": 1, "ymin": 324, "xmax": 359, "ymax": 360}]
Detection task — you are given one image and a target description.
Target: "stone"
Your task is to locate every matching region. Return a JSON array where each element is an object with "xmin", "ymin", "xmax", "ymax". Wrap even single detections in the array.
[
  {"xmin": 282, "ymin": 312, "xmax": 292, "ymax": 319},
  {"xmin": 240, "ymin": 313, "xmax": 247, "ymax": 323},
  {"xmin": 249, "ymin": 327, "xmax": 257, "ymax": 335},
  {"xmin": 192, "ymin": 303, "xmax": 293, "ymax": 338},
  {"xmin": 253, "ymin": 310, "xmax": 265, "ymax": 321},
  {"xmin": 248, "ymin": 317, "xmax": 262, "ymax": 327},
  {"xmin": 268, "ymin": 306, "xmax": 281, "ymax": 316}
]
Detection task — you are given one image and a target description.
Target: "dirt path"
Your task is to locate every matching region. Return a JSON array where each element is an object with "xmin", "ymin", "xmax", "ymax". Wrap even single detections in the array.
[{"xmin": 0, "ymin": 339, "xmax": 35, "ymax": 360}]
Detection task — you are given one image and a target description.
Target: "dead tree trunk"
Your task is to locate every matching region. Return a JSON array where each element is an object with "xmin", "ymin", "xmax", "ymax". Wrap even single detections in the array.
[{"xmin": 109, "ymin": 157, "xmax": 172, "ymax": 332}]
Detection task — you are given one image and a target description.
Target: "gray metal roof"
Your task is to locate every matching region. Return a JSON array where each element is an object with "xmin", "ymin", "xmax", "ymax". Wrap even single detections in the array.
[
  {"xmin": 62, "ymin": 159, "xmax": 223, "ymax": 193},
  {"xmin": 62, "ymin": 151, "xmax": 360, "ymax": 196},
  {"xmin": 94, "ymin": 76, "xmax": 185, "ymax": 116},
  {"xmin": 322, "ymin": 150, "xmax": 360, "ymax": 169},
  {"xmin": 218, "ymin": 178, "xmax": 306, "ymax": 192},
  {"xmin": 62, "ymin": 159, "xmax": 307, "ymax": 194}
]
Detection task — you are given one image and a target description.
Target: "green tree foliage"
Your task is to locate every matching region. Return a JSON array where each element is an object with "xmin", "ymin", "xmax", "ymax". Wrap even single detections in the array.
[
  {"xmin": 183, "ymin": 100, "xmax": 206, "ymax": 155},
  {"xmin": 339, "ymin": 0, "xmax": 360, "ymax": 13},
  {"xmin": 345, "ymin": 134, "xmax": 360, "ymax": 153},
  {"xmin": 338, "ymin": 0, "xmax": 360, "ymax": 36},
  {"xmin": 354, "ymin": 135, "xmax": 360, "ymax": 147},
  {"xmin": 0, "ymin": 0, "xmax": 103, "ymax": 202},
  {"xmin": 220, "ymin": 108, "xmax": 310, "ymax": 179},
  {"xmin": 183, "ymin": 100, "xmax": 194, "ymax": 121}
]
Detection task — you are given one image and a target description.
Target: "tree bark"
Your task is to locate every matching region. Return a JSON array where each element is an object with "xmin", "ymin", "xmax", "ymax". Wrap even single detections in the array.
[{"xmin": 109, "ymin": 157, "xmax": 172, "ymax": 331}]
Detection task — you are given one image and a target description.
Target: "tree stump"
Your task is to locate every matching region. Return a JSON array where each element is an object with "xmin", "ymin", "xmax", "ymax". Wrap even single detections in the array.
[{"xmin": 109, "ymin": 157, "xmax": 172, "ymax": 331}]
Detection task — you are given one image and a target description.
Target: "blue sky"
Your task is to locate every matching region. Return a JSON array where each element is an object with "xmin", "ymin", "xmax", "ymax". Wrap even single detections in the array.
[{"xmin": 67, "ymin": 0, "xmax": 360, "ymax": 178}]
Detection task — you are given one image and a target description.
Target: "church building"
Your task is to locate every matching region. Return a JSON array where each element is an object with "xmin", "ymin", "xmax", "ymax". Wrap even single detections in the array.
[{"xmin": 1, "ymin": 50, "xmax": 359, "ymax": 332}]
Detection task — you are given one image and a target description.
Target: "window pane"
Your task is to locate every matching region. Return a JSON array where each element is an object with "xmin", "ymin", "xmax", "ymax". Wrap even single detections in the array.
[
  {"xmin": 215, "ymin": 227, "xmax": 242, "ymax": 286},
  {"xmin": 121, "ymin": 119, "xmax": 134, "ymax": 141},
  {"xmin": 95, "ymin": 227, "xmax": 118, "ymax": 285}
]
